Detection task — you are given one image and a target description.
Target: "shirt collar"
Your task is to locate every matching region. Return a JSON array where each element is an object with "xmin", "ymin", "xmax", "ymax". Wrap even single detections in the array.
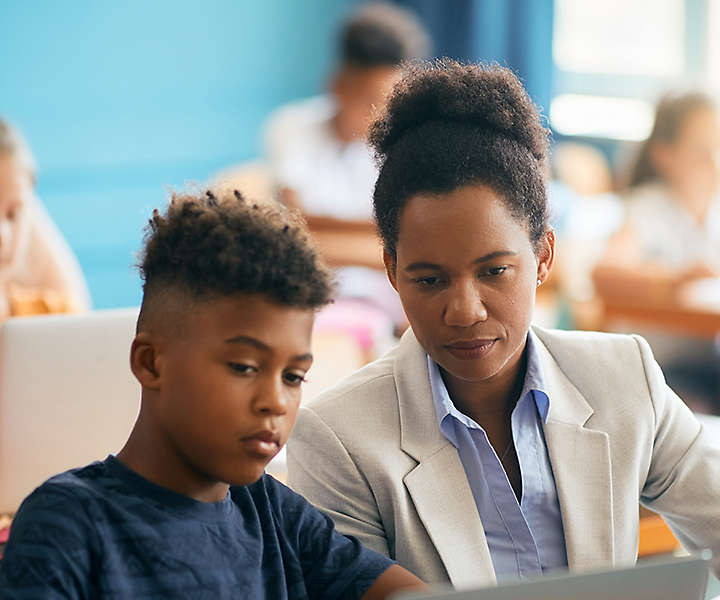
[{"xmin": 429, "ymin": 330, "xmax": 550, "ymax": 443}]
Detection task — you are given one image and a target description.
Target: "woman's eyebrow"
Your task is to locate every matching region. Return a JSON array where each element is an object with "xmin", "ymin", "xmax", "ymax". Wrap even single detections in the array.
[
  {"xmin": 472, "ymin": 250, "xmax": 517, "ymax": 263},
  {"xmin": 405, "ymin": 251, "xmax": 518, "ymax": 272}
]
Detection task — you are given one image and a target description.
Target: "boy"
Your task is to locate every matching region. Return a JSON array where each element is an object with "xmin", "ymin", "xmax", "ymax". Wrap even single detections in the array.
[{"xmin": 0, "ymin": 190, "xmax": 423, "ymax": 598}]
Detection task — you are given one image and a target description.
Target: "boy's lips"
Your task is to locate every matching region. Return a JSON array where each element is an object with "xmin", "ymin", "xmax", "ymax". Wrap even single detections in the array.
[
  {"xmin": 240, "ymin": 430, "xmax": 281, "ymax": 457},
  {"xmin": 443, "ymin": 338, "xmax": 497, "ymax": 360}
]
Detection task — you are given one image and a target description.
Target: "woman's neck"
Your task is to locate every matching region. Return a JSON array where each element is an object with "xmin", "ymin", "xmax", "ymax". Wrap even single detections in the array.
[{"xmin": 440, "ymin": 344, "xmax": 528, "ymax": 426}]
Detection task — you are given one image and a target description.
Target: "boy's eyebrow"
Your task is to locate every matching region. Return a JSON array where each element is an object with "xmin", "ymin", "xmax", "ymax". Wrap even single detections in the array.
[
  {"xmin": 404, "ymin": 250, "xmax": 518, "ymax": 272},
  {"xmin": 223, "ymin": 335, "xmax": 313, "ymax": 361}
]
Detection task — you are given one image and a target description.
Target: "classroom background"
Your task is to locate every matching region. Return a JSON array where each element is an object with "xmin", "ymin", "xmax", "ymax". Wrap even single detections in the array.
[
  {"xmin": 4, "ymin": 0, "xmax": 716, "ymax": 308},
  {"xmin": 4, "ymin": 0, "xmax": 720, "ymax": 586}
]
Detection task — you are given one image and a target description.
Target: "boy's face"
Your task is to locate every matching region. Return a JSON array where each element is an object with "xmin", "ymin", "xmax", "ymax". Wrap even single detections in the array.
[
  {"xmin": 151, "ymin": 293, "xmax": 315, "ymax": 489},
  {"xmin": 332, "ymin": 65, "xmax": 400, "ymax": 140}
]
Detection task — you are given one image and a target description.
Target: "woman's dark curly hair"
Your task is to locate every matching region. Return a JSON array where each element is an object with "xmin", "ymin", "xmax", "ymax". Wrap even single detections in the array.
[
  {"xmin": 370, "ymin": 58, "xmax": 550, "ymax": 258},
  {"xmin": 137, "ymin": 190, "xmax": 332, "ymax": 326}
]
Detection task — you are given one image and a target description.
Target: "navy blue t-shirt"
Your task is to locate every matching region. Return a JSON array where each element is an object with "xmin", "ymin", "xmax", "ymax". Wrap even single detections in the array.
[{"xmin": 0, "ymin": 456, "xmax": 394, "ymax": 599}]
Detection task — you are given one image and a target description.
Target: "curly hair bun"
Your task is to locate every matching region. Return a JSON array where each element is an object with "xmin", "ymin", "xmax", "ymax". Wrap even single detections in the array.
[{"xmin": 370, "ymin": 58, "xmax": 548, "ymax": 163}]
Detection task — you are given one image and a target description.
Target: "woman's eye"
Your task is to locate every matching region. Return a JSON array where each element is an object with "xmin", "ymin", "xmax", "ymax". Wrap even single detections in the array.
[
  {"xmin": 228, "ymin": 363, "xmax": 257, "ymax": 375},
  {"xmin": 283, "ymin": 372, "xmax": 308, "ymax": 386}
]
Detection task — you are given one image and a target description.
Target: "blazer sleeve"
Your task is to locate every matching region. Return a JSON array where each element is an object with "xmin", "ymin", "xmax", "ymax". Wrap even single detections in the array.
[
  {"xmin": 287, "ymin": 405, "xmax": 392, "ymax": 558},
  {"xmin": 636, "ymin": 334, "xmax": 720, "ymax": 573}
]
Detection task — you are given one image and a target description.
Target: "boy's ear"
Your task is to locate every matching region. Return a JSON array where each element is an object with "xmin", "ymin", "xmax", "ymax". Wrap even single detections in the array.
[
  {"xmin": 536, "ymin": 230, "xmax": 555, "ymax": 286},
  {"xmin": 129, "ymin": 332, "xmax": 163, "ymax": 391},
  {"xmin": 383, "ymin": 250, "xmax": 399, "ymax": 292}
]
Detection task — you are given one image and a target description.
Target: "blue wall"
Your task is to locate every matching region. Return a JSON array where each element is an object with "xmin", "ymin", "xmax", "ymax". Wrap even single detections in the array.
[
  {"xmin": 0, "ymin": 0, "xmax": 357, "ymax": 308},
  {"xmin": 397, "ymin": 0, "xmax": 555, "ymax": 119}
]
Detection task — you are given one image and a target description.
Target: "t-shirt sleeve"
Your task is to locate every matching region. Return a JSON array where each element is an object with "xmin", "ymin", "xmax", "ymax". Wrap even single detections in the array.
[
  {"xmin": 0, "ymin": 484, "xmax": 97, "ymax": 599},
  {"xmin": 268, "ymin": 477, "xmax": 395, "ymax": 600}
]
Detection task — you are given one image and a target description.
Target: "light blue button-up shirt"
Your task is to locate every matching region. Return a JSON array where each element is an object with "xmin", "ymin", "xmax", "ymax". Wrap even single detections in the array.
[{"xmin": 428, "ymin": 330, "xmax": 568, "ymax": 582}]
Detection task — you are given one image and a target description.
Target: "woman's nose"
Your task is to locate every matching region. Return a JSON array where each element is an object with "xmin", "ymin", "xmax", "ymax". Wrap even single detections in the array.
[{"xmin": 443, "ymin": 280, "xmax": 488, "ymax": 327}]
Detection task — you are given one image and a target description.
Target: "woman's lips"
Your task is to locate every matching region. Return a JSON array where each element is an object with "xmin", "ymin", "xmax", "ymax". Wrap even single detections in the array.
[{"xmin": 444, "ymin": 338, "xmax": 497, "ymax": 360}]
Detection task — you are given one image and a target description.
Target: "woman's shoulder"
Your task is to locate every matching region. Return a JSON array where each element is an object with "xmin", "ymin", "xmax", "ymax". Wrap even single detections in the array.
[
  {"xmin": 531, "ymin": 325, "xmax": 653, "ymax": 377},
  {"xmin": 304, "ymin": 347, "xmax": 400, "ymax": 415},
  {"xmin": 299, "ymin": 331, "xmax": 427, "ymax": 433}
]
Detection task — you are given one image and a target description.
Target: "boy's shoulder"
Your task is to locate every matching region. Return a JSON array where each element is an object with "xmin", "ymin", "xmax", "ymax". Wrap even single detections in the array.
[{"xmin": 14, "ymin": 459, "xmax": 113, "ymax": 519}]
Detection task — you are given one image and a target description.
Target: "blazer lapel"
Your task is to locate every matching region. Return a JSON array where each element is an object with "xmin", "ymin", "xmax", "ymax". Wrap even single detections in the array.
[
  {"xmin": 533, "ymin": 328, "xmax": 615, "ymax": 572},
  {"xmin": 394, "ymin": 330, "xmax": 496, "ymax": 588}
]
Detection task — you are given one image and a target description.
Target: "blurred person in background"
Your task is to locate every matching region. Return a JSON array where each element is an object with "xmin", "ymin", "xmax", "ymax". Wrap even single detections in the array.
[
  {"xmin": 0, "ymin": 119, "xmax": 90, "ymax": 321},
  {"xmin": 263, "ymin": 3, "xmax": 431, "ymax": 348},
  {"xmin": 593, "ymin": 92, "xmax": 720, "ymax": 411},
  {"xmin": 264, "ymin": 2, "xmax": 430, "ymax": 223},
  {"xmin": 546, "ymin": 142, "xmax": 623, "ymax": 330}
]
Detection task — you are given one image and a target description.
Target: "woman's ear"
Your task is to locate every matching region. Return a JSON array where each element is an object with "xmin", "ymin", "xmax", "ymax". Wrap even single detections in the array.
[
  {"xmin": 129, "ymin": 332, "xmax": 163, "ymax": 391},
  {"xmin": 383, "ymin": 250, "xmax": 399, "ymax": 292},
  {"xmin": 536, "ymin": 230, "xmax": 555, "ymax": 285}
]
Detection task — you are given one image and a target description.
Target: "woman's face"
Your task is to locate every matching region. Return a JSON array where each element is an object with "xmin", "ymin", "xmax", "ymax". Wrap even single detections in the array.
[
  {"xmin": 653, "ymin": 107, "xmax": 720, "ymax": 204},
  {"xmin": 386, "ymin": 184, "xmax": 553, "ymax": 386}
]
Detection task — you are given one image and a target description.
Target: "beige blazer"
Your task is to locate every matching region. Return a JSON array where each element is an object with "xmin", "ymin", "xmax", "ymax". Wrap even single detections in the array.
[{"xmin": 287, "ymin": 326, "xmax": 720, "ymax": 588}]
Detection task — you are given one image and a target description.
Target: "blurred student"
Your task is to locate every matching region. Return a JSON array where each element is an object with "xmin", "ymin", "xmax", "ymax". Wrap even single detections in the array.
[
  {"xmin": 593, "ymin": 92, "xmax": 720, "ymax": 410},
  {"xmin": 0, "ymin": 190, "xmax": 424, "ymax": 599},
  {"xmin": 594, "ymin": 91, "xmax": 720, "ymax": 298},
  {"xmin": 264, "ymin": 2, "xmax": 429, "ymax": 222},
  {"xmin": 0, "ymin": 119, "xmax": 90, "ymax": 320},
  {"xmin": 263, "ymin": 4, "xmax": 430, "ymax": 339}
]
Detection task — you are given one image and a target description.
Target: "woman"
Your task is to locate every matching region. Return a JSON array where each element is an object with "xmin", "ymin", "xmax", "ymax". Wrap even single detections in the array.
[
  {"xmin": 0, "ymin": 119, "xmax": 90, "ymax": 320},
  {"xmin": 287, "ymin": 60, "xmax": 720, "ymax": 587}
]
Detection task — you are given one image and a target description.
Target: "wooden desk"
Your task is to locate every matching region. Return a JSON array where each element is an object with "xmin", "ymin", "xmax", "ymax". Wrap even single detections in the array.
[
  {"xmin": 310, "ymin": 229, "xmax": 385, "ymax": 270},
  {"xmin": 602, "ymin": 301, "xmax": 720, "ymax": 339},
  {"xmin": 306, "ymin": 217, "xmax": 385, "ymax": 271},
  {"xmin": 599, "ymin": 278, "xmax": 720, "ymax": 339}
]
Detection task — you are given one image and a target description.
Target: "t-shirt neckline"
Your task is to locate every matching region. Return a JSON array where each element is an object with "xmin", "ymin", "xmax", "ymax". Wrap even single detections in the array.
[{"xmin": 103, "ymin": 455, "xmax": 234, "ymax": 522}]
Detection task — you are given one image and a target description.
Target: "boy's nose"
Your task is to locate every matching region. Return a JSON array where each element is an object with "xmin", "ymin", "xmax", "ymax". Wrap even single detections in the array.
[
  {"xmin": 254, "ymin": 377, "xmax": 288, "ymax": 416},
  {"xmin": 443, "ymin": 280, "xmax": 488, "ymax": 327}
]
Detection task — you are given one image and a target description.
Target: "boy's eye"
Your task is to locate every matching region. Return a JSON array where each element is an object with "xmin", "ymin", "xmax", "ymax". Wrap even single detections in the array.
[
  {"xmin": 227, "ymin": 363, "xmax": 257, "ymax": 375},
  {"xmin": 486, "ymin": 266, "xmax": 508, "ymax": 276},
  {"xmin": 283, "ymin": 371, "xmax": 308, "ymax": 387},
  {"xmin": 413, "ymin": 275, "xmax": 442, "ymax": 287}
]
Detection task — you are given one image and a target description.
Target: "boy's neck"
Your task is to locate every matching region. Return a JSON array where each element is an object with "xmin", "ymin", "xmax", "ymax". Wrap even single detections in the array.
[{"xmin": 117, "ymin": 413, "xmax": 230, "ymax": 504}]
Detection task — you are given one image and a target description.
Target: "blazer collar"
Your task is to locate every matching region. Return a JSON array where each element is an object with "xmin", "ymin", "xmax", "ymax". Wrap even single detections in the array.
[
  {"xmin": 395, "ymin": 326, "xmax": 615, "ymax": 580},
  {"xmin": 531, "ymin": 325, "xmax": 615, "ymax": 571},
  {"xmin": 394, "ymin": 328, "xmax": 496, "ymax": 587},
  {"xmin": 394, "ymin": 326, "xmax": 597, "ymax": 452},
  {"xmin": 394, "ymin": 328, "xmax": 450, "ymax": 462}
]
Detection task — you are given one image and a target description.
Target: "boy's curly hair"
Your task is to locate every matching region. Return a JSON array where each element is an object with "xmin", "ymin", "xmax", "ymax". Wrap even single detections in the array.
[
  {"xmin": 370, "ymin": 59, "xmax": 550, "ymax": 258},
  {"xmin": 137, "ymin": 190, "xmax": 332, "ymax": 323}
]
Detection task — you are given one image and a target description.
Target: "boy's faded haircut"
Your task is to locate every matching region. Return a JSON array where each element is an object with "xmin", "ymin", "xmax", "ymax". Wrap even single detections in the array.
[{"xmin": 136, "ymin": 189, "xmax": 333, "ymax": 333}]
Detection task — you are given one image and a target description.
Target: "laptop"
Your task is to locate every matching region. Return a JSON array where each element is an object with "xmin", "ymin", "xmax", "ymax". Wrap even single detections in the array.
[
  {"xmin": 0, "ymin": 309, "xmax": 141, "ymax": 513},
  {"xmin": 391, "ymin": 554, "xmax": 710, "ymax": 600}
]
